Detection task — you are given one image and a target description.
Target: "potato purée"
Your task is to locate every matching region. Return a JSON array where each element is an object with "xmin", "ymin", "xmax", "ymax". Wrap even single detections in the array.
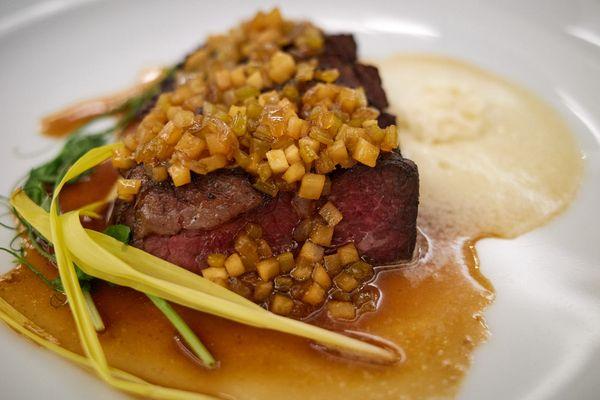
[{"xmin": 378, "ymin": 54, "xmax": 583, "ymax": 238}]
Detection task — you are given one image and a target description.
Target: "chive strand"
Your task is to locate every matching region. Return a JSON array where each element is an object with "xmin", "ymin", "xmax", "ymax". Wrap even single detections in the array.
[
  {"xmin": 146, "ymin": 294, "xmax": 216, "ymax": 369},
  {"xmin": 83, "ymin": 288, "xmax": 106, "ymax": 332},
  {"xmin": 0, "ymin": 247, "xmax": 55, "ymax": 288}
]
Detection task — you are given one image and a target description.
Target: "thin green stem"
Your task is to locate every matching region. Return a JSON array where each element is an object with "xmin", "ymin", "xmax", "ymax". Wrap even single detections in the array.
[
  {"xmin": 27, "ymin": 229, "xmax": 56, "ymax": 263},
  {"xmin": 146, "ymin": 294, "xmax": 216, "ymax": 369},
  {"xmin": 83, "ymin": 288, "xmax": 105, "ymax": 332},
  {"xmin": 0, "ymin": 221, "xmax": 15, "ymax": 230},
  {"xmin": 0, "ymin": 247, "xmax": 54, "ymax": 289}
]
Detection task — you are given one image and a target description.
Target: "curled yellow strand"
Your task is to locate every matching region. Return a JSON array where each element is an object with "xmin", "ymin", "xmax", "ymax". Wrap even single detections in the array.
[{"xmin": 6, "ymin": 143, "xmax": 399, "ymax": 399}]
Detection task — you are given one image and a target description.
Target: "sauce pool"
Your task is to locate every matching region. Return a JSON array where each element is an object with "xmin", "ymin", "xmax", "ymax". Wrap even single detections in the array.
[{"xmin": 0, "ymin": 55, "xmax": 583, "ymax": 399}]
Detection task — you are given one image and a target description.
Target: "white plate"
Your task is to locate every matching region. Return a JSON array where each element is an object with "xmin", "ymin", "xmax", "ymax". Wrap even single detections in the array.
[{"xmin": 0, "ymin": 0, "xmax": 599, "ymax": 399}]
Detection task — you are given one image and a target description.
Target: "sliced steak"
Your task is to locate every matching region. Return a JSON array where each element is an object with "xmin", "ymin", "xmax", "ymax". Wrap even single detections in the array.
[
  {"xmin": 113, "ymin": 152, "xmax": 418, "ymax": 271},
  {"xmin": 113, "ymin": 166, "xmax": 262, "ymax": 239},
  {"xmin": 133, "ymin": 191, "xmax": 301, "ymax": 270},
  {"xmin": 328, "ymin": 151, "xmax": 419, "ymax": 263}
]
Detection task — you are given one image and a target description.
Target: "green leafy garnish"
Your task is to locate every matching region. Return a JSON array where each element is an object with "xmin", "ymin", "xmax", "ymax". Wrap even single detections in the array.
[
  {"xmin": 23, "ymin": 132, "xmax": 109, "ymax": 210},
  {"xmin": 103, "ymin": 224, "xmax": 131, "ymax": 244}
]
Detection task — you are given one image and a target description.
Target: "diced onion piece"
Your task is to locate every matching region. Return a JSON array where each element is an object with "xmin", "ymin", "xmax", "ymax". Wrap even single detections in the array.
[
  {"xmin": 211, "ymin": 277, "xmax": 228, "ymax": 288},
  {"xmin": 315, "ymin": 151, "xmax": 335, "ymax": 174},
  {"xmin": 277, "ymin": 252, "xmax": 295, "ymax": 273},
  {"xmin": 234, "ymin": 233, "xmax": 259, "ymax": 267},
  {"xmin": 215, "ymin": 70, "xmax": 231, "ymax": 90},
  {"xmin": 117, "ymin": 179, "xmax": 141, "ymax": 197},
  {"xmin": 327, "ymin": 139, "xmax": 350, "ymax": 165},
  {"xmin": 151, "ymin": 166, "xmax": 168, "ymax": 182},
  {"xmin": 295, "ymin": 62, "xmax": 315, "ymax": 81},
  {"xmin": 287, "ymin": 116, "xmax": 307, "ymax": 139},
  {"xmin": 268, "ymin": 51, "xmax": 296, "ymax": 84},
  {"xmin": 381, "ymin": 125, "xmax": 398, "ymax": 151},
  {"xmin": 112, "ymin": 147, "xmax": 135, "ymax": 169},
  {"xmin": 235, "ymin": 85, "xmax": 260, "ymax": 101},
  {"xmin": 291, "ymin": 258, "xmax": 313, "ymax": 281},
  {"xmin": 175, "ymin": 132, "xmax": 206, "ymax": 159},
  {"xmin": 327, "ymin": 301, "xmax": 356, "ymax": 320},
  {"xmin": 310, "ymin": 223, "xmax": 334, "ymax": 246},
  {"xmin": 256, "ymin": 239, "xmax": 273, "ymax": 259},
  {"xmin": 299, "ymin": 240, "xmax": 324, "ymax": 262},
  {"xmin": 257, "ymin": 162, "xmax": 273, "ymax": 181},
  {"xmin": 298, "ymin": 137, "xmax": 320, "ymax": 163},
  {"xmin": 207, "ymin": 253, "xmax": 226, "ymax": 268},
  {"xmin": 323, "ymin": 253, "xmax": 342, "ymax": 276},
  {"xmin": 274, "ymin": 276, "xmax": 293, "ymax": 292},
  {"xmin": 282, "ymin": 162, "xmax": 305, "ymax": 184},
  {"xmin": 364, "ymin": 121, "xmax": 385, "ymax": 144},
  {"xmin": 298, "ymin": 173, "xmax": 325, "ymax": 199},
  {"xmin": 338, "ymin": 87, "xmax": 359, "ymax": 113},
  {"xmin": 337, "ymin": 243, "xmax": 359, "ymax": 265},
  {"xmin": 253, "ymin": 180, "xmax": 279, "ymax": 197},
  {"xmin": 168, "ymin": 164, "xmax": 191, "ymax": 187},
  {"xmin": 158, "ymin": 121, "xmax": 183, "ymax": 145},
  {"xmin": 309, "ymin": 127, "xmax": 334, "ymax": 145},
  {"xmin": 224, "ymin": 253, "xmax": 245, "ymax": 277},
  {"xmin": 229, "ymin": 106, "xmax": 247, "ymax": 136},
  {"xmin": 352, "ymin": 137, "xmax": 380, "ymax": 167},
  {"xmin": 230, "ymin": 66, "xmax": 246, "ymax": 87},
  {"xmin": 301, "ymin": 136, "xmax": 321, "ymax": 153},
  {"xmin": 191, "ymin": 154, "xmax": 228, "ymax": 174},
  {"xmin": 315, "ymin": 68, "xmax": 340, "ymax": 83},
  {"xmin": 246, "ymin": 70, "xmax": 264, "ymax": 89},
  {"xmin": 256, "ymin": 257, "xmax": 280, "ymax": 281},
  {"xmin": 334, "ymin": 272, "xmax": 359, "ymax": 292},
  {"xmin": 302, "ymin": 281, "xmax": 326, "ymax": 305},
  {"xmin": 205, "ymin": 132, "xmax": 230, "ymax": 156},
  {"xmin": 201, "ymin": 267, "xmax": 229, "ymax": 281},
  {"xmin": 347, "ymin": 261, "xmax": 374, "ymax": 282},
  {"xmin": 319, "ymin": 201, "xmax": 343, "ymax": 226},
  {"xmin": 111, "ymin": 157, "xmax": 135, "ymax": 170},
  {"xmin": 270, "ymin": 294, "xmax": 294, "ymax": 315},
  {"xmin": 284, "ymin": 143, "xmax": 301, "ymax": 164},
  {"xmin": 254, "ymin": 281, "xmax": 273, "ymax": 302},
  {"xmin": 312, "ymin": 264, "xmax": 332, "ymax": 289},
  {"xmin": 171, "ymin": 110, "xmax": 195, "ymax": 128},
  {"xmin": 266, "ymin": 149, "xmax": 290, "ymax": 174}
]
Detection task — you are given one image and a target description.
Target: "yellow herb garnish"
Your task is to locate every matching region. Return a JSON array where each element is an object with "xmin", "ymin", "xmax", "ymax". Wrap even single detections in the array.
[{"xmin": 7, "ymin": 143, "xmax": 398, "ymax": 399}]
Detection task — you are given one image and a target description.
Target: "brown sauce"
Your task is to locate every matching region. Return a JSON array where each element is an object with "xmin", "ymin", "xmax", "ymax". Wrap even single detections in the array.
[
  {"xmin": 0, "ymin": 162, "xmax": 492, "ymax": 399},
  {"xmin": 40, "ymin": 68, "xmax": 163, "ymax": 137},
  {"xmin": 0, "ymin": 55, "xmax": 582, "ymax": 399}
]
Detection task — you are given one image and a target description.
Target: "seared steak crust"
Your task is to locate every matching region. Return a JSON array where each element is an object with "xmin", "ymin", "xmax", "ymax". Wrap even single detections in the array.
[
  {"xmin": 113, "ymin": 167, "xmax": 262, "ymax": 239},
  {"xmin": 329, "ymin": 151, "xmax": 419, "ymax": 263},
  {"xmin": 113, "ymin": 152, "xmax": 418, "ymax": 271}
]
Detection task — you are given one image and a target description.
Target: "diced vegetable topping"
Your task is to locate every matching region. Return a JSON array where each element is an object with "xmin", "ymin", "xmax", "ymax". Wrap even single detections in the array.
[{"xmin": 112, "ymin": 8, "xmax": 398, "ymax": 201}]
